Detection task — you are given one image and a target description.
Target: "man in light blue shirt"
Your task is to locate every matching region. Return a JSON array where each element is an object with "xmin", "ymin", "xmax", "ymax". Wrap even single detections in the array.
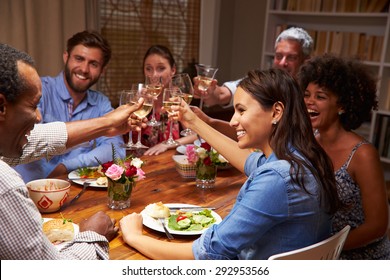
[{"xmin": 15, "ymin": 30, "xmax": 124, "ymax": 182}]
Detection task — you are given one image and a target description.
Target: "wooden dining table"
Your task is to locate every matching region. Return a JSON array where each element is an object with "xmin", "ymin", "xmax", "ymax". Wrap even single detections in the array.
[{"xmin": 41, "ymin": 149, "xmax": 246, "ymax": 260}]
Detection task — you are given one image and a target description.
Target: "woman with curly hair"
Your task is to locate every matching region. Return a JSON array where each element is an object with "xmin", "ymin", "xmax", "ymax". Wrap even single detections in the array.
[{"xmin": 299, "ymin": 53, "xmax": 390, "ymax": 259}]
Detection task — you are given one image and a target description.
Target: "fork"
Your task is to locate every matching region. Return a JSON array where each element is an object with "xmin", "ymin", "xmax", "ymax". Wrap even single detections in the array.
[
  {"xmin": 158, "ymin": 218, "xmax": 174, "ymax": 240},
  {"xmin": 60, "ymin": 181, "xmax": 91, "ymax": 210}
]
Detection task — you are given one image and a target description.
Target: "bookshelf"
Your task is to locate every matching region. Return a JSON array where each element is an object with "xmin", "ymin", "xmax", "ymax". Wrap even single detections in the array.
[{"xmin": 262, "ymin": 0, "xmax": 390, "ymax": 160}]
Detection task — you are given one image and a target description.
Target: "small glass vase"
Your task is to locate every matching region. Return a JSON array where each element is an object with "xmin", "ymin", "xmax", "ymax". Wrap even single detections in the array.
[
  {"xmin": 195, "ymin": 163, "xmax": 217, "ymax": 189},
  {"xmin": 107, "ymin": 180, "xmax": 134, "ymax": 210}
]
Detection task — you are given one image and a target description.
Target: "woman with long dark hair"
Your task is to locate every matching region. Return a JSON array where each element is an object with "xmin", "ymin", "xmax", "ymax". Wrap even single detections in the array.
[{"xmin": 119, "ymin": 69, "xmax": 340, "ymax": 259}]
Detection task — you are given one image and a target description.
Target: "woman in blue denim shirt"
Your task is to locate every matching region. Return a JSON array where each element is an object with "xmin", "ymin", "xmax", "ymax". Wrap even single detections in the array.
[{"xmin": 120, "ymin": 69, "xmax": 341, "ymax": 259}]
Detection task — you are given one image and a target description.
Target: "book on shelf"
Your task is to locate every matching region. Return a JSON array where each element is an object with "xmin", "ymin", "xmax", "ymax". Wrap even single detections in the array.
[
  {"xmin": 314, "ymin": 30, "xmax": 328, "ymax": 55},
  {"xmin": 321, "ymin": 0, "xmax": 335, "ymax": 11},
  {"xmin": 365, "ymin": 0, "xmax": 389, "ymax": 12},
  {"xmin": 329, "ymin": 31, "xmax": 343, "ymax": 54},
  {"xmin": 371, "ymin": 36, "xmax": 384, "ymax": 62},
  {"xmin": 336, "ymin": 0, "xmax": 358, "ymax": 12},
  {"xmin": 280, "ymin": 0, "xmax": 389, "ymax": 12},
  {"xmin": 348, "ymin": 32, "xmax": 360, "ymax": 58},
  {"xmin": 357, "ymin": 33, "xmax": 367, "ymax": 60}
]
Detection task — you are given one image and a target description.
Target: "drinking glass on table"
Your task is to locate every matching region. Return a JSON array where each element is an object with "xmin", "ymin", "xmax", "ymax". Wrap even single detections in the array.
[
  {"xmin": 162, "ymin": 87, "xmax": 182, "ymax": 147},
  {"xmin": 119, "ymin": 90, "xmax": 136, "ymax": 150},
  {"xmin": 171, "ymin": 73, "xmax": 195, "ymax": 136},
  {"xmin": 194, "ymin": 64, "xmax": 218, "ymax": 110},
  {"xmin": 130, "ymin": 84, "xmax": 154, "ymax": 149},
  {"xmin": 145, "ymin": 75, "xmax": 163, "ymax": 127}
]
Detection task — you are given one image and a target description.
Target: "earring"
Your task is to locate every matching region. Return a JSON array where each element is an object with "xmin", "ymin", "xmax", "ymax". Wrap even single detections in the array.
[
  {"xmin": 338, "ymin": 111, "xmax": 343, "ymax": 115},
  {"xmin": 272, "ymin": 119, "xmax": 278, "ymax": 125}
]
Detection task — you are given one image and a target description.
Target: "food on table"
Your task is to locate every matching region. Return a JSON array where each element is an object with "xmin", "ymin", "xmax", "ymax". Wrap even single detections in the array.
[
  {"xmin": 168, "ymin": 209, "xmax": 216, "ymax": 231},
  {"xmin": 145, "ymin": 202, "xmax": 170, "ymax": 218},
  {"xmin": 42, "ymin": 218, "xmax": 75, "ymax": 244},
  {"xmin": 96, "ymin": 176, "xmax": 108, "ymax": 186},
  {"xmin": 76, "ymin": 167, "xmax": 102, "ymax": 179},
  {"xmin": 28, "ymin": 181, "xmax": 64, "ymax": 191}
]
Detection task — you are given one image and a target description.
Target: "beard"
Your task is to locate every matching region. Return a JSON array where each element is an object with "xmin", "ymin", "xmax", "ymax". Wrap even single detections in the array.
[{"xmin": 64, "ymin": 61, "xmax": 99, "ymax": 93}]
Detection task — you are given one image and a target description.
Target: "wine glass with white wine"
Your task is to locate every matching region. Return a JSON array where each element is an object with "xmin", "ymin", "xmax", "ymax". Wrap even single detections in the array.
[
  {"xmin": 195, "ymin": 64, "xmax": 218, "ymax": 110},
  {"xmin": 119, "ymin": 89, "xmax": 136, "ymax": 150},
  {"xmin": 145, "ymin": 75, "xmax": 163, "ymax": 127},
  {"xmin": 162, "ymin": 87, "xmax": 182, "ymax": 147},
  {"xmin": 171, "ymin": 73, "xmax": 195, "ymax": 136},
  {"xmin": 130, "ymin": 84, "xmax": 154, "ymax": 149}
]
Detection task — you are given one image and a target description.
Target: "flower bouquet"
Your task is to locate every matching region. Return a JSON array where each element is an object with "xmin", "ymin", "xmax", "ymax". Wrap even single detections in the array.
[
  {"xmin": 96, "ymin": 144, "xmax": 145, "ymax": 209},
  {"xmin": 186, "ymin": 142, "xmax": 227, "ymax": 188}
]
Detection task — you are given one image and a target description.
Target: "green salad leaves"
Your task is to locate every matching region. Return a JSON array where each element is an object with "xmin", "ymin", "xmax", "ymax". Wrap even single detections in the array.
[{"xmin": 167, "ymin": 209, "xmax": 216, "ymax": 231}]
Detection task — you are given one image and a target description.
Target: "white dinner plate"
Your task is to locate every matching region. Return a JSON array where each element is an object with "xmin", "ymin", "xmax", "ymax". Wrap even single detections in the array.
[
  {"xmin": 193, "ymin": 139, "xmax": 205, "ymax": 147},
  {"xmin": 176, "ymin": 145, "xmax": 187, "ymax": 154},
  {"xmin": 68, "ymin": 168, "xmax": 106, "ymax": 188},
  {"xmin": 141, "ymin": 203, "xmax": 222, "ymax": 235},
  {"xmin": 42, "ymin": 218, "xmax": 79, "ymax": 251}
]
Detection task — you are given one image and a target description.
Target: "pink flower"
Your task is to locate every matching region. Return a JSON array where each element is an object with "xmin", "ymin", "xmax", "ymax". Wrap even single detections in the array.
[
  {"xmin": 105, "ymin": 164, "xmax": 124, "ymax": 181},
  {"xmin": 136, "ymin": 168, "xmax": 146, "ymax": 181},
  {"xmin": 186, "ymin": 145, "xmax": 199, "ymax": 164}
]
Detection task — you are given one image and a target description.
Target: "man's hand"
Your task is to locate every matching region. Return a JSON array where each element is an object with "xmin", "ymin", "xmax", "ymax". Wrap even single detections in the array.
[
  {"xmin": 103, "ymin": 98, "xmax": 148, "ymax": 137},
  {"xmin": 79, "ymin": 211, "xmax": 119, "ymax": 242}
]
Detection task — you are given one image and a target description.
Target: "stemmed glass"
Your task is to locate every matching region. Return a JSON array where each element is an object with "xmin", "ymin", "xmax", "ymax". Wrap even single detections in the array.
[
  {"xmin": 162, "ymin": 87, "xmax": 182, "ymax": 147},
  {"xmin": 195, "ymin": 64, "xmax": 218, "ymax": 110},
  {"xmin": 130, "ymin": 84, "xmax": 154, "ymax": 149},
  {"xmin": 119, "ymin": 90, "xmax": 135, "ymax": 150},
  {"xmin": 145, "ymin": 75, "xmax": 163, "ymax": 127},
  {"xmin": 171, "ymin": 73, "xmax": 195, "ymax": 136}
]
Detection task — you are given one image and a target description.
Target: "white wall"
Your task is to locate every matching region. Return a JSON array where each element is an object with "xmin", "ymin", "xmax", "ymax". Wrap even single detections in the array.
[{"xmin": 200, "ymin": 0, "xmax": 267, "ymax": 83}]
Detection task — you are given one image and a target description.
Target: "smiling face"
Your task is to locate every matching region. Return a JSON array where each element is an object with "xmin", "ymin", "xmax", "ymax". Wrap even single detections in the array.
[
  {"xmin": 273, "ymin": 39, "xmax": 306, "ymax": 78},
  {"xmin": 63, "ymin": 45, "xmax": 104, "ymax": 94},
  {"xmin": 304, "ymin": 83, "xmax": 342, "ymax": 131},
  {"xmin": 0, "ymin": 62, "xmax": 42, "ymax": 157},
  {"xmin": 144, "ymin": 53, "xmax": 176, "ymax": 88},
  {"xmin": 230, "ymin": 87, "xmax": 275, "ymax": 155}
]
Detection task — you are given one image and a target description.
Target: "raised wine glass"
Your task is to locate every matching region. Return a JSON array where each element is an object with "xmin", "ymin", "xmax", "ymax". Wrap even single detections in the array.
[
  {"xmin": 162, "ymin": 87, "xmax": 182, "ymax": 147},
  {"xmin": 171, "ymin": 73, "xmax": 195, "ymax": 136},
  {"xmin": 130, "ymin": 84, "xmax": 154, "ymax": 149},
  {"xmin": 195, "ymin": 64, "xmax": 218, "ymax": 110},
  {"xmin": 119, "ymin": 89, "xmax": 135, "ymax": 150},
  {"xmin": 145, "ymin": 75, "xmax": 163, "ymax": 127}
]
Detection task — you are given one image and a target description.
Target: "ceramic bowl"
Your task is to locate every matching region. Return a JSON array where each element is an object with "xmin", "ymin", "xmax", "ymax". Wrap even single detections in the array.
[{"xmin": 27, "ymin": 179, "xmax": 71, "ymax": 213}]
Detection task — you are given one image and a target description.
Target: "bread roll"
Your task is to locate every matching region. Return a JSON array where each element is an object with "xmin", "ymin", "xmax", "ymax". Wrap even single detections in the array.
[
  {"xmin": 145, "ymin": 202, "xmax": 170, "ymax": 218},
  {"xmin": 43, "ymin": 219, "xmax": 74, "ymax": 244}
]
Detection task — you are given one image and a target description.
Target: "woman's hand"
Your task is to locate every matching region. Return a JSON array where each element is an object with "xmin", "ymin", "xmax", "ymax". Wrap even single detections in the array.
[
  {"xmin": 120, "ymin": 213, "xmax": 144, "ymax": 246},
  {"xmin": 171, "ymin": 99, "xmax": 198, "ymax": 129},
  {"xmin": 144, "ymin": 143, "xmax": 170, "ymax": 156}
]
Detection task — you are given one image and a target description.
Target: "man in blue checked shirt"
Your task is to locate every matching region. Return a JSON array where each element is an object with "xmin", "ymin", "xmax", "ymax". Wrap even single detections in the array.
[{"xmin": 15, "ymin": 30, "xmax": 125, "ymax": 182}]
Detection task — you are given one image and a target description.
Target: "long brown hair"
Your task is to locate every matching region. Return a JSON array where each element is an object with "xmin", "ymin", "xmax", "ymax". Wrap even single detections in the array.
[{"xmin": 239, "ymin": 69, "xmax": 341, "ymax": 214}]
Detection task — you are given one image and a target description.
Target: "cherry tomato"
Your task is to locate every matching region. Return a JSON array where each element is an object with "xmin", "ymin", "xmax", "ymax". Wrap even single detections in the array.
[{"xmin": 176, "ymin": 215, "xmax": 187, "ymax": 222}]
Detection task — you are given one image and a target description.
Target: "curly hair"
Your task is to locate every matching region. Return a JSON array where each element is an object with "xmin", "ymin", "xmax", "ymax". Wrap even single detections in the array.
[
  {"xmin": 66, "ymin": 30, "xmax": 112, "ymax": 67},
  {"xmin": 239, "ymin": 69, "xmax": 340, "ymax": 214},
  {"xmin": 0, "ymin": 43, "xmax": 35, "ymax": 103},
  {"xmin": 298, "ymin": 53, "xmax": 378, "ymax": 130}
]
